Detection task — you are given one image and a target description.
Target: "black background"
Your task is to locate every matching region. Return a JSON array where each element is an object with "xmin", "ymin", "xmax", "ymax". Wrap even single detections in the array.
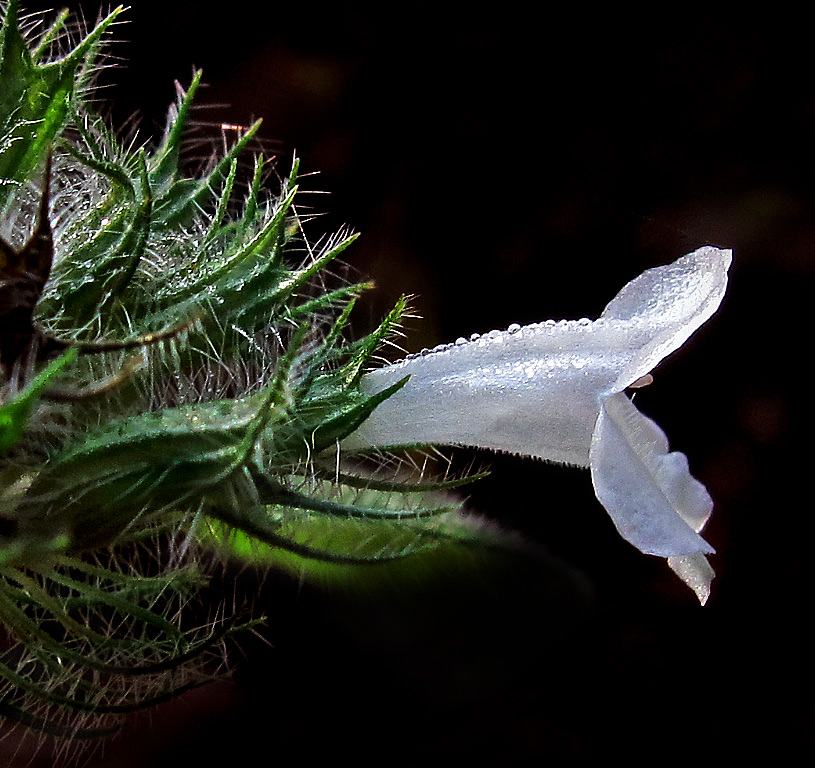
[{"xmin": 3, "ymin": 2, "xmax": 810, "ymax": 764}]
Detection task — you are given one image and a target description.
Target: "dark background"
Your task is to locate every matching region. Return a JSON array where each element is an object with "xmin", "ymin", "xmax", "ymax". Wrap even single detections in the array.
[{"xmin": 3, "ymin": 2, "xmax": 809, "ymax": 764}]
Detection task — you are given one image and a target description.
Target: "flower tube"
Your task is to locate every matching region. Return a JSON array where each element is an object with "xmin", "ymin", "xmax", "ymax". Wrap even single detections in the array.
[{"xmin": 343, "ymin": 247, "xmax": 731, "ymax": 603}]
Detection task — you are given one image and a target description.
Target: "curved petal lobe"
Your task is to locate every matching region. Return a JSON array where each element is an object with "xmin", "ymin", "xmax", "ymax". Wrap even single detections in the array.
[{"xmin": 589, "ymin": 391, "xmax": 714, "ymax": 572}]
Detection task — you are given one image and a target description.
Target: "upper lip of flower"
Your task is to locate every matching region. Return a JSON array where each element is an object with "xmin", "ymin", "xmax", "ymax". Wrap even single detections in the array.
[
  {"xmin": 342, "ymin": 246, "xmax": 732, "ymax": 603},
  {"xmin": 602, "ymin": 246, "xmax": 733, "ymax": 393}
]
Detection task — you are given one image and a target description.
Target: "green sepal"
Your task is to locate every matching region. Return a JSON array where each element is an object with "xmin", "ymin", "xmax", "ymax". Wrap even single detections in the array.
[
  {"xmin": 0, "ymin": 348, "xmax": 78, "ymax": 451},
  {"xmin": 149, "ymin": 69, "xmax": 204, "ymax": 192},
  {"xmin": 285, "ymin": 374, "xmax": 410, "ymax": 455},
  {"xmin": 150, "ymin": 117, "xmax": 263, "ymax": 231},
  {"xmin": 44, "ymin": 151, "xmax": 153, "ymax": 328},
  {"xmin": 0, "ymin": 2, "xmax": 125, "ymax": 211},
  {"xmin": 342, "ymin": 294, "xmax": 407, "ymax": 386}
]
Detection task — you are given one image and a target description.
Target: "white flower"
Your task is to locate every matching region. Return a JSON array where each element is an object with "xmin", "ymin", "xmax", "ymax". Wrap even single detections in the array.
[{"xmin": 342, "ymin": 247, "xmax": 732, "ymax": 603}]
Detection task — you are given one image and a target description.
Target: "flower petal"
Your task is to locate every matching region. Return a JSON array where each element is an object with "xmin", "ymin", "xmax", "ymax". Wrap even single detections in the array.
[
  {"xmin": 601, "ymin": 246, "xmax": 732, "ymax": 392},
  {"xmin": 340, "ymin": 323, "xmax": 618, "ymax": 465},
  {"xmin": 589, "ymin": 391, "xmax": 714, "ymax": 561}
]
